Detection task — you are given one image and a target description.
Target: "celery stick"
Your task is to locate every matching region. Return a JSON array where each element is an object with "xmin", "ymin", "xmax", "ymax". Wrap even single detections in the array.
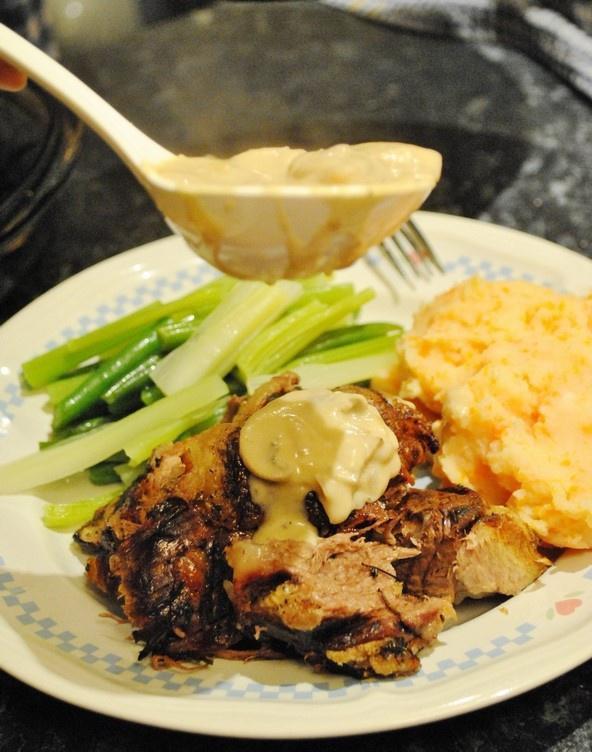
[
  {"xmin": 45, "ymin": 372, "xmax": 92, "ymax": 406},
  {"xmin": 296, "ymin": 323, "xmax": 402, "ymax": 358},
  {"xmin": 152, "ymin": 280, "xmax": 301, "ymax": 395},
  {"xmin": 283, "ymin": 283, "xmax": 354, "ymax": 313},
  {"xmin": 237, "ymin": 288, "xmax": 375, "ymax": 380},
  {"xmin": 42, "ymin": 491, "xmax": 121, "ymax": 530},
  {"xmin": 114, "ymin": 461, "xmax": 147, "ymax": 486},
  {"xmin": 287, "ymin": 333, "xmax": 399, "ymax": 368},
  {"xmin": 22, "ymin": 276, "xmax": 236, "ymax": 388},
  {"xmin": 235, "ymin": 300, "xmax": 326, "ymax": 381},
  {"xmin": 247, "ymin": 350, "xmax": 398, "ymax": 393},
  {"xmin": 0, "ymin": 375, "xmax": 228, "ymax": 493},
  {"xmin": 123, "ymin": 396, "xmax": 228, "ymax": 466}
]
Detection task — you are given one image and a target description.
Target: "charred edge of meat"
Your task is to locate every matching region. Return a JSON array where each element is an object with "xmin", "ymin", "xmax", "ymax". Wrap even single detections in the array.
[
  {"xmin": 304, "ymin": 492, "xmax": 334, "ymax": 537},
  {"xmin": 74, "ymin": 531, "xmax": 103, "ymax": 556},
  {"xmin": 144, "ymin": 495, "xmax": 187, "ymax": 529},
  {"xmin": 123, "ymin": 497, "xmax": 241, "ymax": 659},
  {"xmin": 84, "ymin": 554, "xmax": 120, "ymax": 599},
  {"xmin": 237, "ymin": 611, "xmax": 369, "ymax": 655},
  {"xmin": 224, "ymin": 431, "xmax": 262, "ymax": 532},
  {"xmin": 195, "ymin": 535, "xmax": 241, "ymax": 647},
  {"xmin": 74, "ymin": 472, "xmax": 151, "ymax": 554},
  {"xmin": 238, "ymin": 570, "xmax": 293, "ymax": 603},
  {"xmin": 121, "ymin": 498, "xmax": 202, "ymax": 647},
  {"xmin": 100, "ymin": 526, "xmax": 122, "ymax": 554},
  {"xmin": 322, "ymin": 636, "xmax": 419, "ymax": 679},
  {"xmin": 386, "ymin": 486, "xmax": 486, "ymax": 599}
]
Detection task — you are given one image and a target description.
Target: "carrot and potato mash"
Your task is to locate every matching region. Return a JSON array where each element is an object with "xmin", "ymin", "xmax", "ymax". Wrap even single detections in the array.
[{"xmin": 396, "ymin": 277, "xmax": 592, "ymax": 549}]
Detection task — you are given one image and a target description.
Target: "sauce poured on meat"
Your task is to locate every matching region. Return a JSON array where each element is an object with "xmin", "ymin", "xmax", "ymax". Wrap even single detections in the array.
[{"xmin": 239, "ymin": 389, "xmax": 401, "ymax": 543}]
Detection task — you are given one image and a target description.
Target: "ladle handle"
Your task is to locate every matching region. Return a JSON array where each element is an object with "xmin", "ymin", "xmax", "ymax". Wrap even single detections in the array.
[{"xmin": 0, "ymin": 24, "xmax": 171, "ymax": 169}]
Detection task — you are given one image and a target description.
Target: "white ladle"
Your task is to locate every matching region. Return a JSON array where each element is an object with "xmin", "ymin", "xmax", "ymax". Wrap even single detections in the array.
[{"xmin": 0, "ymin": 23, "xmax": 441, "ymax": 281}]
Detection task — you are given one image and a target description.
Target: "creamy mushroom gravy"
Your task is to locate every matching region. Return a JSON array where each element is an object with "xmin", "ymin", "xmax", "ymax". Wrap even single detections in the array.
[
  {"xmin": 239, "ymin": 389, "xmax": 401, "ymax": 543},
  {"xmin": 151, "ymin": 143, "xmax": 441, "ymax": 189},
  {"xmin": 147, "ymin": 142, "xmax": 442, "ymax": 280}
]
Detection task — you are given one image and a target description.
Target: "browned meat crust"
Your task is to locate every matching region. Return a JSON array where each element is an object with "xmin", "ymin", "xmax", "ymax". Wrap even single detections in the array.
[
  {"xmin": 337, "ymin": 385, "xmax": 439, "ymax": 485},
  {"xmin": 76, "ymin": 374, "xmax": 303, "ymax": 658},
  {"xmin": 338, "ymin": 485, "xmax": 547, "ymax": 603},
  {"xmin": 227, "ymin": 535, "xmax": 454, "ymax": 678},
  {"xmin": 74, "ymin": 374, "xmax": 545, "ymax": 678},
  {"xmin": 341, "ymin": 486, "xmax": 487, "ymax": 601}
]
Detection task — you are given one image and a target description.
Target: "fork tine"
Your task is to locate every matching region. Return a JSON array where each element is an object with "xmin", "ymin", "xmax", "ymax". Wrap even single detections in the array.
[
  {"xmin": 379, "ymin": 235, "xmax": 417, "ymax": 287},
  {"xmin": 364, "ymin": 253, "xmax": 402, "ymax": 301},
  {"xmin": 363, "ymin": 217, "xmax": 443, "ymax": 297},
  {"xmin": 402, "ymin": 218, "xmax": 445, "ymax": 274},
  {"xmin": 390, "ymin": 231, "xmax": 431, "ymax": 282}
]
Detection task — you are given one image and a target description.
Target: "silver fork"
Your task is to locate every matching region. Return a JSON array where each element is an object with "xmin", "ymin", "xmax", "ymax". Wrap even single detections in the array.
[{"xmin": 365, "ymin": 218, "xmax": 444, "ymax": 296}]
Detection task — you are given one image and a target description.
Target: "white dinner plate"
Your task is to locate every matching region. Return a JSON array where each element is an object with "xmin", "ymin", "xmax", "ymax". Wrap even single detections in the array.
[{"xmin": 0, "ymin": 212, "xmax": 590, "ymax": 739}]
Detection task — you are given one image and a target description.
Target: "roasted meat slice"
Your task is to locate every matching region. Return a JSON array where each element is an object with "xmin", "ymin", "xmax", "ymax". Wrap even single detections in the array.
[
  {"xmin": 74, "ymin": 373, "xmax": 545, "ymax": 675},
  {"xmin": 111, "ymin": 496, "xmax": 240, "ymax": 658},
  {"xmin": 75, "ymin": 373, "xmax": 301, "ymax": 561},
  {"xmin": 75, "ymin": 375, "xmax": 439, "ymax": 663},
  {"xmin": 339, "ymin": 485, "xmax": 548, "ymax": 603},
  {"xmin": 454, "ymin": 504, "xmax": 550, "ymax": 602},
  {"xmin": 227, "ymin": 534, "xmax": 454, "ymax": 678}
]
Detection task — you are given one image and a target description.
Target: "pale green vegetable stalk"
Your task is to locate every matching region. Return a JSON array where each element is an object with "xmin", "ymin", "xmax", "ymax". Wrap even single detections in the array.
[
  {"xmin": 114, "ymin": 461, "xmax": 146, "ymax": 486},
  {"xmin": 22, "ymin": 276, "xmax": 236, "ymax": 388},
  {"xmin": 123, "ymin": 396, "xmax": 228, "ymax": 466},
  {"xmin": 0, "ymin": 375, "xmax": 227, "ymax": 494},
  {"xmin": 247, "ymin": 350, "xmax": 398, "ymax": 393},
  {"xmin": 45, "ymin": 372, "xmax": 91, "ymax": 406},
  {"xmin": 42, "ymin": 491, "xmax": 121, "ymax": 530},
  {"xmin": 152, "ymin": 280, "xmax": 301, "ymax": 395},
  {"xmin": 236, "ymin": 288, "xmax": 375, "ymax": 381}
]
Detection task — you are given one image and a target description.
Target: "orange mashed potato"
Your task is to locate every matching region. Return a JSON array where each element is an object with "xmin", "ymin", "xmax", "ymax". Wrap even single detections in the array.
[{"xmin": 397, "ymin": 277, "xmax": 592, "ymax": 549}]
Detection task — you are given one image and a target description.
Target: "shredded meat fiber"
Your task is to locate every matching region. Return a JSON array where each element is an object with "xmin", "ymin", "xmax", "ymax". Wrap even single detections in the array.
[{"xmin": 75, "ymin": 374, "xmax": 547, "ymax": 678}]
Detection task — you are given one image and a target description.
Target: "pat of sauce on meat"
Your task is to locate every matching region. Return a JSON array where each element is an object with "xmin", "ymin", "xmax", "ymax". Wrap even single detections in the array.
[{"xmin": 239, "ymin": 389, "xmax": 401, "ymax": 543}]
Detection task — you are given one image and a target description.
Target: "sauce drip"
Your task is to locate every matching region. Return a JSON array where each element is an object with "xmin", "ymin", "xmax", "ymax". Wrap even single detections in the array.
[{"xmin": 239, "ymin": 389, "xmax": 401, "ymax": 543}]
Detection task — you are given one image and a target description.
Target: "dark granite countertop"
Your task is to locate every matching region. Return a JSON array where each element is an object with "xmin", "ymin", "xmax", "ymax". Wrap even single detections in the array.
[{"xmin": 0, "ymin": 2, "xmax": 591, "ymax": 749}]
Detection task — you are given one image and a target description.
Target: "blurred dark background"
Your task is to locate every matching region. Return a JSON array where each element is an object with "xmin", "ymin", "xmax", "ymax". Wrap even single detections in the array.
[
  {"xmin": 1, "ymin": 1, "xmax": 591, "ymax": 318},
  {"xmin": 0, "ymin": 3, "xmax": 591, "ymax": 750}
]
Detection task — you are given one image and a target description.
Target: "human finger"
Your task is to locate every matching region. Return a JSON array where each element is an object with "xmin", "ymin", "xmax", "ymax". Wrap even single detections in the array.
[{"xmin": 0, "ymin": 59, "xmax": 27, "ymax": 91}]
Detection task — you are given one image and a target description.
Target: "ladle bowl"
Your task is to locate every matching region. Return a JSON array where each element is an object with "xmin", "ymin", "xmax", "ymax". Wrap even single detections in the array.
[{"xmin": 0, "ymin": 24, "xmax": 440, "ymax": 281}]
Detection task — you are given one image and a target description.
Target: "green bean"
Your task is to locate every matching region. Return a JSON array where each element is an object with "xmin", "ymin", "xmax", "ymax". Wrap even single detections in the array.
[
  {"xmin": 157, "ymin": 319, "xmax": 200, "ymax": 351},
  {"xmin": 298, "ymin": 323, "xmax": 402, "ymax": 357},
  {"xmin": 140, "ymin": 384, "xmax": 163, "ymax": 406},
  {"xmin": 39, "ymin": 415, "xmax": 113, "ymax": 449},
  {"xmin": 102, "ymin": 354, "xmax": 161, "ymax": 416},
  {"xmin": 89, "ymin": 462, "xmax": 122, "ymax": 486},
  {"xmin": 52, "ymin": 325, "xmax": 164, "ymax": 430}
]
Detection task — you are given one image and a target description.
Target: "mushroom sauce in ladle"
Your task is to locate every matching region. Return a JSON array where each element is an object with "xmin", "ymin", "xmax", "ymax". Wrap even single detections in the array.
[{"xmin": 0, "ymin": 24, "xmax": 441, "ymax": 281}]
